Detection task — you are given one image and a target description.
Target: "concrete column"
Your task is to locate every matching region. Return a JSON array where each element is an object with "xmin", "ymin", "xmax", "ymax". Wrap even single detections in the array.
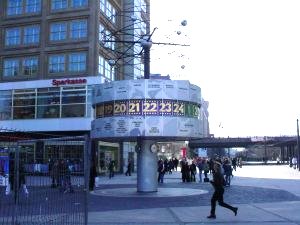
[{"xmin": 137, "ymin": 139, "xmax": 158, "ymax": 192}]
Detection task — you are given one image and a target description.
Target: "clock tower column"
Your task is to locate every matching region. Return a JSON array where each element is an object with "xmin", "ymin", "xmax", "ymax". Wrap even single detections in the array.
[{"xmin": 137, "ymin": 139, "xmax": 158, "ymax": 192}]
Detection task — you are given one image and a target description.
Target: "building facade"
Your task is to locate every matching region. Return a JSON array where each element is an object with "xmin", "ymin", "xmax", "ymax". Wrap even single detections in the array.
[{"xmin": 0, "ymin": 0, "xmax": 150, "ymax": 173}]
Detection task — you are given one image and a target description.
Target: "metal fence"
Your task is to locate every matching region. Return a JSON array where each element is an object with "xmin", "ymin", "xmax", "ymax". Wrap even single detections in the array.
[{"xmin": 0, "ymin": 135, "xmax": 89, "ymax": 225}]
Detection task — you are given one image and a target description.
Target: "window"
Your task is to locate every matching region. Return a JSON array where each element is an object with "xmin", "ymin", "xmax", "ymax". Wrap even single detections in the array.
[
  {"xmin": 61, "ymin": 87, "xmax": 86, "ymax": 117},
  {"xmin": 48, "ymin": 52, "xmax": 87, "ymax": 74},
  {"xmin": 23, "ymin": 57, "xmax": 38, "ymax": 75},
  {"xmin": 71, "ymin": 0, "xmax": 87, "ymax": 8},
  {"xmin": 100, "ymin": 0, "xmax": 116, "ymax": 23},
  {"xmin": 5, "ymin": 25, "xmax": 40, "ymax": 47},
  {"xmin": 141, "ymin": 21, "xmax": 147, "ymax": 35},
  {"xmin": 37, "ymin": 88, "xmax": 60, "ymax": 105},
  {"xmin": 7, "ymin": 0, "xmax": 41, "ymax": 15},
  {"xmin": 98, "ymin": 56, "xmax": 104, "ymax": 75},
  {"xmin": 61, "ymin": 104, "xmax": 85, "ymax": 117},
  {"xmin": 141, "ymin": 0, "xmax": 147, "ymax": 13},
  {"xmin": 98, "ymin": 55, "xmax": 115, "ymax": 81},
  {"xmin": 69, "ymin": 53, "xmax": 86, "ymax": 72},
  {"xmin": 50, "ymin": 22, "xmax": 67, "ymax": 41},
  {"xmin": 99, "ymin": 24, "xmax": 115, "ymax": 50},
  {"xmin": 23, "ymin": 25, "xmax": 40, "ymax": 44},
  {"xmin": 5, "ymin": 28, "xmax": 21, "ymax": 46},
  {"xmin": 70, "ymin": 20, "xmax": 87, "ymax": 39},
  {"xmin": 100, "ymin": 0, "xmax": 105, "ymax": 11},
  {"xmin": 49, "ymin": 55, "xmax": 65, "ymax": 73},
  {"xmin": 7, "ymin": 0, "xmax": 22, "ymax": 15},
  {"xmin": 3, "ymin": 57, "xmax": 39, "ymax": 77},
  {"xmin": 25, "ymin": 0, "xmax": 41, "ymax": 13},
  {"xmin": 37, "ymin": 88, "xmax": 60, "ymax": 118},
  {"xmin": 62, "ymin": 89, "xmax": 85, "ymax": 104},
  {"xmin": 4, "ymin": 59, "xmax": 19, "ymax": 77},
  {"xmin": 2, "ymin": 86, "xmax": 91, "ymax": 120},
  {"xmin": 51, "ymin": 0, "xmax": 87, "ymax": 11},
  {"xmin": 0, "ymin": 90, "xmax": 12, "ymax": 120},
  {"xmin": 50, "ymin": 19, "xmax": 87, "ymax": 42},
  {"xmin": 86, "ymin": 86, "xmax": 93, "ymax": 117},
  {"xmin": 51, "ymin": 0, "xmax": 67, "ymax": 10},
  {"xmin": 13, "ymin": 90, "xmax": 36, "ymax": 119}
]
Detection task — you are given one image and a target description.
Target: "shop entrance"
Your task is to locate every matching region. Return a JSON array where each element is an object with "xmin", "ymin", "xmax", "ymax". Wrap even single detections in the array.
[{"xmin": 97, "ymin": 142, "xmax": 120, "ymax": 175}]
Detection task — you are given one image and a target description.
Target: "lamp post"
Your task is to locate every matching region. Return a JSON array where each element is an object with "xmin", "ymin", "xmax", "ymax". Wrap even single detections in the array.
[{"xmin": 140, "ymin": 35, "xmax": 152, "ymax": 79}]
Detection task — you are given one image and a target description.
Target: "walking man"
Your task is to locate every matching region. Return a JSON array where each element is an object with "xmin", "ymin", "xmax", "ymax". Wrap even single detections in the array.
[
  {"xmin": 108, "ymin": 160, "xmax": 115, "ymax": 179},
  {"xmin": 125, "ymin": 159, "xmax": 132, "ymax": 176},
  {"xmin": 207, "ymin": 161, "xmax": 238, "ymax": 219}
]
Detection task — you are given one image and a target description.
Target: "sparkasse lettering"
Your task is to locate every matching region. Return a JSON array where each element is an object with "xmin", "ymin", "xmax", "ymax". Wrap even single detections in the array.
[{"xmin": 52, "ymin": 78, "xmax": 87, "ymax": 86}]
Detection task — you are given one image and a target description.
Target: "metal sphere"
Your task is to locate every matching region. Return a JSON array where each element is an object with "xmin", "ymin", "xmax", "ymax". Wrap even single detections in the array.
[{"xmin": 181, "ymin": 20, "xmax": 187, "ymax": 26}]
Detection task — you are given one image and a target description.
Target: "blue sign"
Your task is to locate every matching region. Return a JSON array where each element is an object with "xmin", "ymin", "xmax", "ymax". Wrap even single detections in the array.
[{"xmin": 0, "ymin": 148, "xmax": 9, "ymax": 186}]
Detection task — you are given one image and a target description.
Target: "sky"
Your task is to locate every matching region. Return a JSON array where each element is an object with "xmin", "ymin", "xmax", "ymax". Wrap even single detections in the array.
[{"xmin": 150, "ymin": 0, "xmax": 300, "ymax": 137}]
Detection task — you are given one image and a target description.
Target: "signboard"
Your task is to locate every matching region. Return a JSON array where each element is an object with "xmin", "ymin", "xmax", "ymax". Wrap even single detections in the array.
[
  {"xmin": 197, "ymin": 148, "xmax": 208, "ymax": 157},
  {"xmin": 0, "ymin": 148, "xmax": 9, "ymax": 186},
  {"xmin": 181, "ymin": 147, "xmax": 187, "ymax": 158},
  {"xmin": 52, "ymin": 78, "xmax": 87, "ymax": 86}
]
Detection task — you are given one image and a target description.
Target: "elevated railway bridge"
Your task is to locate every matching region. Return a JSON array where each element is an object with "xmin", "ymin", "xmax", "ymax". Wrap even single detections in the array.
[{"xmin": 188, "ymin": 136, "xmax": 300, "ymax": 167}]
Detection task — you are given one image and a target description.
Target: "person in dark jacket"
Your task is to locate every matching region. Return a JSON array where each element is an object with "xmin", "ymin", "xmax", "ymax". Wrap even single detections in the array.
[
  {"xmin": 190, "ymin": 161, "xmax": 197, "ymax": 182},
  {"xmin": 181, "ymin": 160, "xmax": 190, "ymax": 182},
  {"xmin": 125, "ymin": 159, "xmax": 132, "ymax": 176},
  {"xmin": 223, "ymin": 159, "xmax": 233, "ymax": 186},
  {"xmin": 207, "ymin": 162, "xmax": 238, "ymax": 219},
  {"xmin": 108, "ymin": 160, "xmax": 115, "ymax": 179},
  {"xmin": 157, "ymin": 159, "xmax": 165, "ymax": 183}
]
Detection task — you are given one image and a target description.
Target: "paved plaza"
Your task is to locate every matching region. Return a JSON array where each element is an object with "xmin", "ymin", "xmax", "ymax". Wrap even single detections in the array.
[{"xmin": 88, "ymin": 164, "xmax": 300, "ymax": 225}]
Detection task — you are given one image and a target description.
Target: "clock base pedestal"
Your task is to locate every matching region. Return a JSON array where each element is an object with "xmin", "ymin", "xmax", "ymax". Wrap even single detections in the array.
[{"xmin": 137, "ymin": 139, "xmax": 158, "ymax": 192}]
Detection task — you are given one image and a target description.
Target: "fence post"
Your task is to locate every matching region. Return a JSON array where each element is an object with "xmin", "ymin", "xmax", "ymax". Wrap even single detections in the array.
[
  {"xmin": 13, "ymin": 143, "xmax": 20, "ymax": 225},
  {"xmin": 84, "ymin": 134, "xmax": 91, "ymax": 225}
]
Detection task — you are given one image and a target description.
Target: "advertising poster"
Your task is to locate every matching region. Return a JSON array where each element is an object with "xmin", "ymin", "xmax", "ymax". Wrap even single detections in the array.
[
  {"xmin": 177, "ymin": 118, "xmax": 193, "ymax": 137},
  {"xmin": 114, "ymin": 80, "xmax": 129, "ymax": 100},
  {"xmin": 129, "ymin": 80, "xmax": 145, "ymax": 99},
  {"xmin": 0, "ymin": 148, "xmax": 9, "ymax": 186},
  {"xmin": 101, "ymin": 82, "xmax": 114, "ymax": 102},
  {"xmin": 145, "ymin": 116, "xmax": 163, "ymax": 136},
  {"xmin": 114, "ymin": 117, "xmax": 129, "ymax": 136},
  {"xmin": 101, "ymin": 117, "xmax": 115, "ymax": 137},
  {"xmin": 145, "ymin": 79, "xmax": 163, "ymax": 99},
  {"xmin": 162, "ymin": 80, "xmax": 177, "ymax": 100},
  {"xmin": 129, "ymin": 116, "xmax": 145, "ymax": 137},
  {"xmin": 176, "ymin": 80, "xmax": 190, "ymax": 101}
]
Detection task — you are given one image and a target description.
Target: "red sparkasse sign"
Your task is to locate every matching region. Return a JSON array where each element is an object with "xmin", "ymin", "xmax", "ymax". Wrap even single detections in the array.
[{"xmin": 52, "ymin": 78, "xmax": 87, "ymax": 86}]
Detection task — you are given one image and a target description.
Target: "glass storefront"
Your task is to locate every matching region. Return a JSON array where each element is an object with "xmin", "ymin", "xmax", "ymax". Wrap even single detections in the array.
[
  {"xmin": 44, "ymin": 143, "xmax": 84, "ymax": 172},
  {"xmin": 97, "ymin": 141, "xmax": 120, "ymax": 174},
  {"xmin": 37, "ymin": 87, "xmax": 60, "ymax": 118},
  {"xmin": 0, "ymin": 141, "xmax": 84, "ymax": 173},
  {"xmin": 0, "ymin": 85, "xmax": 93, "ymax": 120},
  {"xmin": 0, "ymin": 90, "xmax": 12, "ymax": 120},
  {"xmin": 13, "ymin": 89, "xmax": 36, "ymax": 119}
]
